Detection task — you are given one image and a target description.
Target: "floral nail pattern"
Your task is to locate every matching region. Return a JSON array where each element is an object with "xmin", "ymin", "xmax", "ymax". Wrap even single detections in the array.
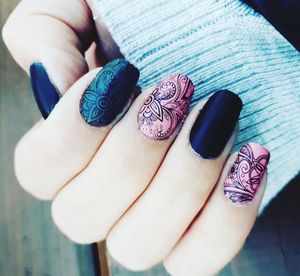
[
  {"xmin": 137, "ymin": 73, "xmax": 194, "ymax": 140},
  {"xmin": 80, "ymin": 58, "xmax": 139, "ymax": 127},
  {"xmin": 224, "ymin": 142, "xmax": 270, "ymax": 204}
]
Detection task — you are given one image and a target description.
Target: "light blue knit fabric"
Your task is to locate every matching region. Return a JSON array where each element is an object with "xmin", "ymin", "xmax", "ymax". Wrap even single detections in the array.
[{"xmin": 91, "ymin": 0, "xmax": 300, "ymax": 212}]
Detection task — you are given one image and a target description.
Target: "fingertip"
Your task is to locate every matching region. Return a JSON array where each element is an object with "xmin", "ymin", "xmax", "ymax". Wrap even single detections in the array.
[
  {"xmin": 106, "ymin": 234, "xmax": 155, "ymax": 272},
  {"xmin": 14, "ymin": 126, "xmax": 56, "ymax": 200},
  {"xmin": 51, "ymin": 192, "xmax": 107, "ymax": 244}
]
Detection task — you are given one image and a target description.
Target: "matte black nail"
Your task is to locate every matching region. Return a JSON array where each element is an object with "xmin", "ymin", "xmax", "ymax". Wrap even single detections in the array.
[
  {"xmin": 80, "ymin": 58, "xmax": 140, "ymax": 127},
  {"xmin": 30, "ymin": 63, "xmax": 60, "ymax": 119},
  {"xmin": 190, "ymin": 90, "xmax": 243, "ymax": 159}
]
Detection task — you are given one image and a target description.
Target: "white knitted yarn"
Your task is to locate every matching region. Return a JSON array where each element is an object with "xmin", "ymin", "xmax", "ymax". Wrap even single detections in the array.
[{"xmin": 92, "ymin": 0, "xmax": 300, "ymax": 212}]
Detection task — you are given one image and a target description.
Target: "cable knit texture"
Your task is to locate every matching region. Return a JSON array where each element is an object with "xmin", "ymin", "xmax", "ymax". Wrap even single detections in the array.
[{"xmin": 90, "ymin": 0, "xmax": 300, "ymax": 212}]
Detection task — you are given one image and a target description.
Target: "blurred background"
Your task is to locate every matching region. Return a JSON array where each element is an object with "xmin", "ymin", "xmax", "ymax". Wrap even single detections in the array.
[{"xmin": 1, "ymin": 1, "xmax": 300, "ymax": 275}]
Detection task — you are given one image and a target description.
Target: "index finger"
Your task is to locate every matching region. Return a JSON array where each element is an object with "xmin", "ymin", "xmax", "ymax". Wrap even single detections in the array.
[{"xmin": 2, "ymin": 0, "xmax": 94, "ymax": 95}]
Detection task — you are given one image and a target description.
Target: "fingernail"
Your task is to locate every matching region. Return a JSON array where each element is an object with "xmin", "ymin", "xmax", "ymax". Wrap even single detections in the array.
[
  {"xmin": 80, "ymin": 58, "xmax": 140, "ymax": 127},
  {"xmin": 137, "ymin": 73, "xmax": 194, "ymax": 140},
  {"xmin": 30, "ymin": 63, "xmax": 60, "ymax": 119},
  {"xmin": 190, "ymin": 90, "xmax": 242, "ymax": 159},
  {"xmin": 224, "ymin": 142, "xmax": 270, "ymax": 204}
]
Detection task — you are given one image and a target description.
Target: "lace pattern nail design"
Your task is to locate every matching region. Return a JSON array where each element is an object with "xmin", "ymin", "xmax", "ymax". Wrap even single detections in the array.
[
  {"xmin": 80, "ymin": 58, "xmax": 139, "ymax": 127},
  {"xmin": 137, "ymin": 73, "xmax": 194, "ymax": 140},
  {"xmin": 224, "ymin": 142, "xmax": 270, "ymax": 204}
]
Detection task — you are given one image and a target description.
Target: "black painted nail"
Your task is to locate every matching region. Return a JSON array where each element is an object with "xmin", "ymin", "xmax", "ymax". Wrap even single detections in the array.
[
  {"xmin": 80, "ymin": 58, "xmax": 140, "ymax": 127},
  {"xmin": 190, "ymin": 90, "xmax": 243, "ymax": 159},
  {"xmin": 30, "ymin": 63, "xmax": 60, "ymax": 119}
]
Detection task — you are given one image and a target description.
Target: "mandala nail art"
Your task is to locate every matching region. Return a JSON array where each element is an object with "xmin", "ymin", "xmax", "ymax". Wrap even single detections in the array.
[
  {"xmin": 137, "ymin": 73, "xmax": 194, "ymax": 140},
  {"xmin": 224, "ymin": 142, "xmax": 270, "ymax": 205},
  {"xmin": 80, "ymin": 58, "xmax": 139, "ymax": 127}
]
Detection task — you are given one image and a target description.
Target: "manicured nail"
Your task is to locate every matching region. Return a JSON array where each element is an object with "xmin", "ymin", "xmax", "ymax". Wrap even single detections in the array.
[
  {"xmin": 137, "ymin": 73, "xmax": 194, "ymax": 140},
  {"xmin": 224, "ymin": 142, "xmax": 270, "ymax": 204},
  {"xmin": 30, "ymin": 63, "xmax": 60, "ymax": 119},
  {"xmin": 190, "ymin": 90, "xmax": 242, "ymax": 159},
  {"xmin": 80, "ymin": 58, "xmax": 140, "ymax": 127}
]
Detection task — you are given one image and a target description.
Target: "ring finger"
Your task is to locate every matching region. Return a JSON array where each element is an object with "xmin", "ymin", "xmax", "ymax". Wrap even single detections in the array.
[{"xmin": 164, "ymin": 142, "xmax": 270, "ymax": 276}]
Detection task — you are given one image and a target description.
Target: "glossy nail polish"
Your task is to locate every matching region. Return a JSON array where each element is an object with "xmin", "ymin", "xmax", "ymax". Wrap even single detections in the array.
[
  {"xmin": 190, "ymin": 90, "xmax": 242, "ymax": 159},
  {"xmin": 80, "ymin": 58, "xmax": 139, "ymax": 127},
  {"xmin": 137, "ymin": 73, "xmax": 194, "ymax": 140},
  {"xmin": 224, "ymin": 142, "xmax": 270, "ymax": 204},
  {"xmin": 30, "ymin": 63, "xmax": 60, "ymax": 119}
]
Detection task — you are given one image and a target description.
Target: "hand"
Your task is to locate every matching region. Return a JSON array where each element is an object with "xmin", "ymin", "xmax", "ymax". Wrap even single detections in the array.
[
  {"xmin": 2, "ymin": 0, "xmax": 120, "ymax": 98},
  {"xmin": 13, "ymin": 64, "xmax": 269, "ymax": 275},
  {"xmin": 3, "ymin": 1, "xmax": 271, "ymax": 275}
]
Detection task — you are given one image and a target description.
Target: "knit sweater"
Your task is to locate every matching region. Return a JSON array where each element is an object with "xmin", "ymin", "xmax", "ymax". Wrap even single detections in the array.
[
  {"xmin": 89, "ymin": 0, "xmax": 300, "ymax": 212},
  {"xmin": 246, "ymin": 0, "xmax": 300, "ymax": 51}
]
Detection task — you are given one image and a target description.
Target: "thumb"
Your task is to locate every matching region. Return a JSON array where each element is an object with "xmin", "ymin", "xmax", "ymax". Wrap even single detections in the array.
[{"xmin": 2, "ymin": 0, "xmax": 95, "ymax": 118}]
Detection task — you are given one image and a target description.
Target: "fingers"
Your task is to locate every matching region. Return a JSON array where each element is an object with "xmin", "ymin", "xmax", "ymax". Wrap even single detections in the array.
[
  {"xmin": 106, "ymin": 91, "xmax": 243, "ymax": 270},
  {"xmin": 2, "ymin": 0, "xmax": 94, "ymax": 98},
  {"xmin": 14, "ymin": 59, "xmax": 139, "ymax": 200},
  {"xmin": 164, "ymin": 143, "xmax": 270, "ymax": 276},
  {"xmin": 51, "ymin": 73, "xmax": 194, "ymax": 243}
]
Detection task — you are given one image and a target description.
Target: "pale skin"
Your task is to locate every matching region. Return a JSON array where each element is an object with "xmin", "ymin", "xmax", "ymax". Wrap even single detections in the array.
[{"xmin": 2, "ymin": 0, "xmax": 268, "ymax": 275}]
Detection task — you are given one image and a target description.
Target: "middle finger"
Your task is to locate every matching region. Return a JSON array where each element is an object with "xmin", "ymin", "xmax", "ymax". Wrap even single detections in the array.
[{"xmin": 107, "ymin": 91, "xmax": 242, "ymax": 270}]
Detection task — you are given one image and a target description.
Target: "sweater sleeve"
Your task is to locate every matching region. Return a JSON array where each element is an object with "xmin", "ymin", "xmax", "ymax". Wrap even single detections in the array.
[
  {"xmin": 91, "ymin": 0, "xmax": 300, "ymax": 213},
  {"xmin": 244, "ymin": 0, "xmax": 300, "ymax": 51}
]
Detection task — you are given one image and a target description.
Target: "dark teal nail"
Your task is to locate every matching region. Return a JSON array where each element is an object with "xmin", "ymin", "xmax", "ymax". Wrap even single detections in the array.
[
  {"xmin": 79, "ymin": 58, "xmax": 140, "ymax": 127},
  {"xmin": 30, "ymin": 63, "xmax": 60, "ymax": 119}
]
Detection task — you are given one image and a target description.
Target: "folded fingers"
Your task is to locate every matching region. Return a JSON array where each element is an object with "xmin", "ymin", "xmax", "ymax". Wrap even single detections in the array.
[
  {"xmin": 15, "ymin": 59, "xmax": 139, "ymax": 199},
  {"xmin": 51, "ymin": 73, "xmax": 195, "ymax": 243},
  {"xmin": 164, "ymin": 143, "xmax": 270, "ymax": 276},
  {"xmin": 15, "ymin": 59, "xmax": 270, "ymax": 275},
  {"xmin": 2, "ymin": 0, "xmax": 94, "ymax": 95},
  {"xmin": 106, "ymin": 91, "xmax": 243, "ymax": 270}
]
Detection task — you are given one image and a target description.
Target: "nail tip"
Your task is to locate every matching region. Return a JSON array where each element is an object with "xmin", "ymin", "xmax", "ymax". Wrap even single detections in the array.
[
  {"xmin": 246, "ymin": 142, "xmax": 270, "ymax": 155},
  {"xmin": 112, "ymin": 58, "xmax": 140, "ymax": 79},
  {"xmin": 170, "ymin": 72, "xmax": 195, "ymax": 93},
  {"xmin": 216, "ymin": 89, "xmax": 243, "ymax": 109}
]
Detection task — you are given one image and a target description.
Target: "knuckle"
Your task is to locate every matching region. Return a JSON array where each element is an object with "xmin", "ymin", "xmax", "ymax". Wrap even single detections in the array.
[
  {"xmin": 106, "ymin": 235, "xmax": 154, "ymax": 271},
  {"xmin": 2, "ymin": 13, "xmax": 18, "ymax": 50},
  {"xmin": 2, "ymin": 20, "xmax": 12, "ymax": 48},
  {"xmin": 14, "ymin": 136, "xmax": 30, "ymax": 186},
  {"xmin": 51, "ymin": 194, "xmax": 107, "ymax": 244},
  {"xmin": 14, "ymin": 136, "xmax": 37, "ymax": 198},
  {"xmin": 14, "ymin": 131, "xmax": 54, "ymax": 200}
]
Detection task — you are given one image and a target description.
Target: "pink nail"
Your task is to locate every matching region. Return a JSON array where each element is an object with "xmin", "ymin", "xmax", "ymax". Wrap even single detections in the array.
[
  {"xmin": 137, "ymin": 73, "xmax": 194, "ymax": 140},
  {"xmin": 224, "ymin": 142, "xmax": 270, "ymax": 205}
]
